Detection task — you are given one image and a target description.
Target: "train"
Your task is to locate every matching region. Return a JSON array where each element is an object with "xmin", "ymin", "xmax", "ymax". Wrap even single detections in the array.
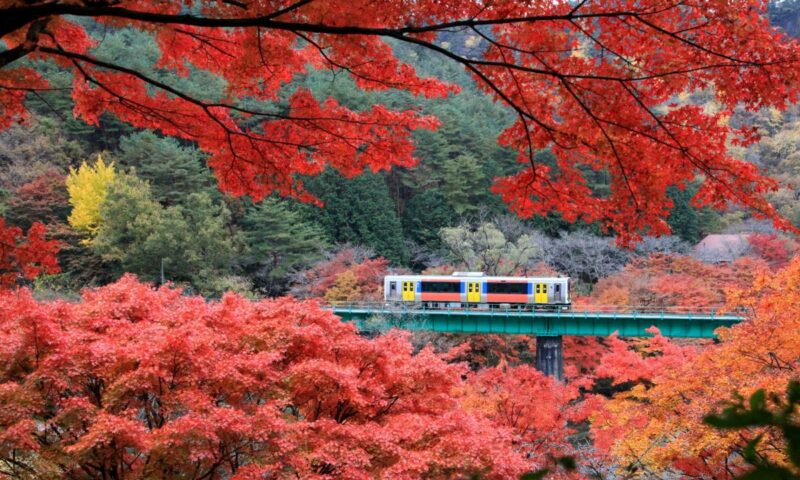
[{"xmin": 383, "ymin": 272, "xmax": 570, "ymax": 310}]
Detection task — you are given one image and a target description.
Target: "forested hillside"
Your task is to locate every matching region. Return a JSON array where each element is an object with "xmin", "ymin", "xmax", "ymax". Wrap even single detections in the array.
[{"xmin": 3, "ymin": 4, "xmax": 799, "ymax": 297}]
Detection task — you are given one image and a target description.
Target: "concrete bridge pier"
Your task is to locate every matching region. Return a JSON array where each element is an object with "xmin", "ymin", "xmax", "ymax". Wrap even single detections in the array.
[{"xmin": 535, "ymin": 336, "xmax": 563, "ymax": 380}]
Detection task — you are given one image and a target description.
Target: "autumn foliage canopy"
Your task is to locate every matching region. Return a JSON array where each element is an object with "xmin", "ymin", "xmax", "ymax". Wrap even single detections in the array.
[
  {"xmin": 1, "ymin": 0, "xmax": 800, "ymax": 253},
  {"xmin": 2, "ymin": 2, "xmax": 800, "ymax": 478},
  {"xmin": 0, "ymin": 275, "xmax": 582, "ymax": 479}
]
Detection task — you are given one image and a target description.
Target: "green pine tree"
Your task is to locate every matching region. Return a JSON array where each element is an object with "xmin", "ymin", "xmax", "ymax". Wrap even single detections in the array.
[
  {"xmin": 438, "ymin": 154, "xmax": 486, "ymax": 215},
  {"xmin": 303, "ymin": 169, "xmax": 408, "ymax": 264},
  {"xmin": 402, "ymin": 190, "xmax": 455, "ymax": 250},
  {"xmin": 117, "ymin": 131, "xmax": 216, "ymax": 206},
  {"xmin": 241, "ymin": 198, "xmax": 327, "ymax": 295}
]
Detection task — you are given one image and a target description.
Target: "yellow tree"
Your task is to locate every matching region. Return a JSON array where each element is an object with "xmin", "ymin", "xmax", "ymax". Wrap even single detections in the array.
[
  {"xmin": 66, "ymin": 155, "xmax": 116, "ymax": 238},
  {"xmin": 323, "ymin": 270, "xmax": 363, "ymax": 304},
  {"xmin": 591, "ymin": 258, "xmax": 800, "ymax": 478}
]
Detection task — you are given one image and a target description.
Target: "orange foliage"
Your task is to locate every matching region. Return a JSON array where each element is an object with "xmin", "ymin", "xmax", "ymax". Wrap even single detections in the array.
[
  {"xmin": 458, "ymin": 365, "xmax": 587, "ymax": 478},
  {"xmin": 591, "ymin": 257, "xmax": 800, "ymax": 478},
  {"xmin": 590, "ymin": 254, "xmax": 767, "ymax": 310},
  {"xmin": 323, "ymin": 270, "xmax": 362, "ymax": 303},
  {"xmin": 594, "ymin": 327, "xmax": 698, "ymax": 386}
]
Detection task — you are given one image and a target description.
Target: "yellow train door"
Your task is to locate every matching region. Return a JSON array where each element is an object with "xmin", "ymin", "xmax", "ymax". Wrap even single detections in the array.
[
  {"xmin": 402, "ymin": 281, "xmax": 416, "ymax": 301},
  {"xmin": 534, "ymin": 283, "xmax": 548, "ymax": 304},
  {"xmin": 467, "ymin": 282, "xmax": 481, "ymax": 302}
]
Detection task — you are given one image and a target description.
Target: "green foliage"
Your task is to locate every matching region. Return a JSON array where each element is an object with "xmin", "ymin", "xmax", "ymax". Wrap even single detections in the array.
[
  {"xmin": 667, "ymin": 186, "xmax": 703, "ymax": 244},
  {"xmin": 117, "ymin": 131, "xmax": 216, "ymax": 206},
  {"xmin": 303, "ymin": 169, "xmax": 407, "ymax": 264},
  {"xmin": 705, "ymin": 381, "xmax": 800, "ymax": 480},
  {"xmin": 297, "ymin": 40, "xmax": 518, "ymax": 223},
  {"xmin": 402, "ymin": 190, "xmax": 455, "ymax": 250},
  {"xmin": 93, "ymin": 174, "xmax": 237, "ymax": 294},
  {"xmin": 241, "ymin": 198, "xmax": 326, "ymax": 295},
  {"xmin": 437, "ymin": 154, "xmax": 486, "ymax": 214},
  {"xmin": 92, "ymin": 173, "xmax": 162, "ymax": 270},
  {"xmin": 667, "ymin": 184, "xmax": 724, "ymax": 243}
]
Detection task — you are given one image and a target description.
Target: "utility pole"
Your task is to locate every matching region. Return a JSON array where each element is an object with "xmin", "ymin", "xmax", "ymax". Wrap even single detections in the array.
[{"xmin": 160, "ymin": 258, "xmax": 165, "ymax": 285}]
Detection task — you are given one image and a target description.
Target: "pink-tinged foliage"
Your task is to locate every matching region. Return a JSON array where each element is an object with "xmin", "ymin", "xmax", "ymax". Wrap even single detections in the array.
[
  {"xmin": 747, "ymin": 233, "xmax": 796, "ymax": 269},
  {"xmin": 0, "ymin": 275, "xmax": 586, "ymax": 479},
  {"xmin": 594, "ymin": 327, "xmax": 698, "ymax": 386}
]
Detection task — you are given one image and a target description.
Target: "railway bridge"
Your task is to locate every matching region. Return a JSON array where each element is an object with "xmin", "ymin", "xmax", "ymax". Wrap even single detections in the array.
[{"xmin": 327, "ymin": 304, "xmax": 746, "ymax": 379}]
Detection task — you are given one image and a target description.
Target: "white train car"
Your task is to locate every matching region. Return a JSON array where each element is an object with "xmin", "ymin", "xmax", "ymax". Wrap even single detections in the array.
[{"xmin": 383, "ymin": 272, "xmax": 569, "ymax": 309}]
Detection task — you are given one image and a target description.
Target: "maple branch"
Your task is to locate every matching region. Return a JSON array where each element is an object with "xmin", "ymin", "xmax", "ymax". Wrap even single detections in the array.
[
  {"xmin": 0, "ymin": 18, "xmax": 51, "ymax": 68},
  {"xmin": 261, "ymin": 0, "xmax": 316, "ymax": 20},
  {"xmin": 3, "ymin": 4, "xmax": 649, "ymax": 34},
  {"xmin": 559, "ymin": 78, "xmax": 640, "ymax": 212},
  {"xmin": 630, "ymin": 13, "xmax": 760, "ymax": 66},
  {"xmin": 5, "ymin": 0, "xmax": 787, "ymax": 77},
  {"xmin": 39, "ymin": 46, "xmax": 417, "ymax": 128},
  {"xmin": 381, "ymin": 31, "xmax": 565, "ymax": 145}
]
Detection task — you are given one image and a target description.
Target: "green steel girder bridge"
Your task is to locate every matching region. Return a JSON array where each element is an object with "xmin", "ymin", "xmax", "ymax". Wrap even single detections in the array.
[{"xmin": 327, "ymin": 304, "xmax": 746, "ymax": 379}]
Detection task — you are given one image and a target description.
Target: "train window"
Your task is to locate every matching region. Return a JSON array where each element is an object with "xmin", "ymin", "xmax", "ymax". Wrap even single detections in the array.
[
  {"xmin": 487, "ymin": 282, "xmax": 527, "ymax": 294},
  {"xmin": 420, "ymin": 281, "xmax": 461, "ymax": 293},
  {"xmin": 554, "ymin": 284, "xmax": 560, "ymax": 292},
  {"xmin": 390, "ymin": 281, "xmax": 397, "ymax": 293}
]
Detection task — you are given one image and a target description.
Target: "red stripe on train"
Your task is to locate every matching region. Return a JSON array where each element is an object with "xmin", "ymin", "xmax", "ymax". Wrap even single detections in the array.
[
  {"xmin": 485, "ymin": 294, "xmax": 529, "ymax": 303},
  {"xmin": 420, "ymin": 293, "xmax": 461, "ymax": 302}
]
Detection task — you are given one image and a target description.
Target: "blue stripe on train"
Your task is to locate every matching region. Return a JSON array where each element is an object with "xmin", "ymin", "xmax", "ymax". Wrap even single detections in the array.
[
  {"xmin": 527, "ymin": 283, "xmax": 533, "ymax": 295},
  {"xmin": 460, "ymin": 282, "xmax": 465, "ymax": 293},
  {"xmin": 482, "ymin": 283, "xmax": 487, "ymax": 294}
]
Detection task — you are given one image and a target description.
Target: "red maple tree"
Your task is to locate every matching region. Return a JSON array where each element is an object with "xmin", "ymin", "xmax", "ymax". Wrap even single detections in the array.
[
  {"xmin": 747, "ymin": 232, "xmax": 797, "ymax": 269},
  {"xmin": 0, "ymin": 275, "xmax": 591, "ymax": 478},
  {"xmin": 1, "ymin": 0, "xmax": 798, "ymax": 249},
  {"xmin": 0, "ymin": 219, "xmax": 60, "ymax": 287}
]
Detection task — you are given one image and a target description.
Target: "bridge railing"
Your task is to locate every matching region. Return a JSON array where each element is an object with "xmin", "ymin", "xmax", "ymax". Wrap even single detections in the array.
[{"xmin": 322, "ymin": 301, "xmax": 749, "ymax": 317}]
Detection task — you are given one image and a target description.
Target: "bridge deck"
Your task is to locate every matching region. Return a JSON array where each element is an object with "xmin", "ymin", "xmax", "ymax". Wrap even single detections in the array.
[{"xmin": 329, "ymin": 305, "xmax": 745, "ymax": 338}]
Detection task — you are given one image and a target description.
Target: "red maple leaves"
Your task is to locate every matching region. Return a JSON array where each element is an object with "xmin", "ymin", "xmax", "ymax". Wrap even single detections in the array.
[
  {"xmin": 0, "ymin": 275, "xmax": 582, "ymax": 478},
  {"xmin": 0, "ymin": 1, "xmax": 797, "ymax": 245},
  {"xmin": 0, "ymin": 219, "xmax": 60, "ymax": 287}
]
